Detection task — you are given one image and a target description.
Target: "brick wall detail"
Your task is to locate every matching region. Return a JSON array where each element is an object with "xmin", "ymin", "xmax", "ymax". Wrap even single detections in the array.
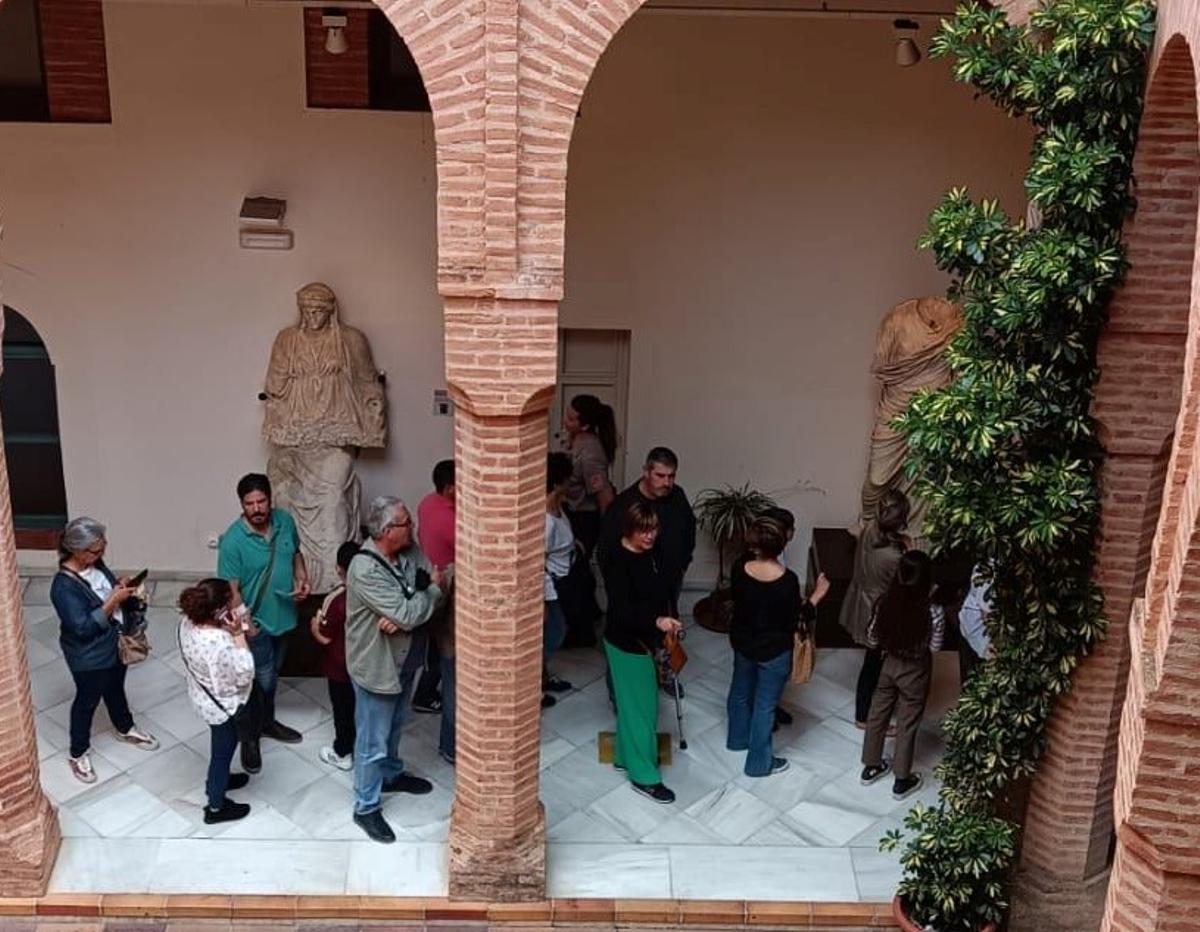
[
  {"xmin": 0, "ymin": 305, "xmax": 61, "ymax": 894},
  {"xmin": 1098, "ymin": 31, "xmax": 1200, "ymax": 932},
  {"xmin": 38, "ymin": 0, "xmax": 111, "ymax": 123},
  {"xmin": 303, "ymin": 9, "xmax": 370, "ymax": 109}
]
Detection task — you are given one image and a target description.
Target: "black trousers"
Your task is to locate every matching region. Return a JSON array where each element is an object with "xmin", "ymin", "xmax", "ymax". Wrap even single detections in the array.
[
  {"xmin": 69, "ymin": 663, "xmax": 135, "ymax": 758},
  {"xmin": 328, "ymin": 678, "xmax": 357, "ymax": 758},
  {"xmin": 855, "ymin": 647, "xmax": 884, "ymax": 725},
  {"xmin": 413, "ymin": 635, "xmax": 443, "ymax": 707}
]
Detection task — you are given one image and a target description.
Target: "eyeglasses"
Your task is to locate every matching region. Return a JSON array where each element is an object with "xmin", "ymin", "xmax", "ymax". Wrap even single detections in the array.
[
  {"xmin": 85, "ymin": 542, "xmax": 106, "ymax": 555},
  {"xmin": 386, "ymin": 518, "xmax": 413, "ymax": 531}
]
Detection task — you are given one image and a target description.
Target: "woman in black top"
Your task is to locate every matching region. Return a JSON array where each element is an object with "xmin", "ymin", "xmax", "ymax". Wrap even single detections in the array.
[
  {"xmin": 601, "ymin": 500, "xmax": 683, "ymax": 804},
  {"xmin": 726, "ymin": 516, "xmax": 829, "ymax": 777}
]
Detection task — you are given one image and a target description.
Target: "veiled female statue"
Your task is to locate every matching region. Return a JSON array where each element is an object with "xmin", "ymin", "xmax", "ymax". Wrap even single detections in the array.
[{"xmin": 262, "ymin": 282, "xmax": 386, "ymax": 592}]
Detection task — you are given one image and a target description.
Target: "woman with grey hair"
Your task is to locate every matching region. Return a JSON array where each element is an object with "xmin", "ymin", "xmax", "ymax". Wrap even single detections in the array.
[{"xmin": 50, "ymin": 517, "xmax": 159, "ymax": 784}]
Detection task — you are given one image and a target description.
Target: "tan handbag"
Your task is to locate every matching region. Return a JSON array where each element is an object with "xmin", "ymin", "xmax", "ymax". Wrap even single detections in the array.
[
  {"xmin": 791, "ymin": 626, "xmax": 815, "ymax": 684},
  {"xmin": 119, "ymin": 627, "xmax": 151, "ymax": 665}
]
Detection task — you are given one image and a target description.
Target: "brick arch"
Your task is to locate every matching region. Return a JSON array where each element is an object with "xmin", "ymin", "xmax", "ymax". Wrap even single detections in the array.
[
  {"xmin": 1002, "ymin": 31, "xmax": 1200, "ymax": 932},
  {"xmin": 1092, "ymin": 32, "xmax": 1200, "ymax": 932},
  {"xmin": 373, "ymin": 1, "xmax": 488, "ymax": 288}
]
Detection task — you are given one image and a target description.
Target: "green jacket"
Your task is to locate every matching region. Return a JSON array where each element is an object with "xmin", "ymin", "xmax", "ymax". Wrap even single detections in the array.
[{"xmin": 345, "ymin": 538, "xmax": 444, "ymax": 694}]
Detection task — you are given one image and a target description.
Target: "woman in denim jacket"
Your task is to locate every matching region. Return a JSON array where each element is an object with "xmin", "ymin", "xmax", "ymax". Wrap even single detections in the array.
[{"xmin": 49, "ymin": 517, "xmax": 158, "ymax": 784}]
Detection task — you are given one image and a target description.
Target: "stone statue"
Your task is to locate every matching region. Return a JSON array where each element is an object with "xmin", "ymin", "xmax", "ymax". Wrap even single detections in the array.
[
  {"xmin": 262, "ymin": 282, "xmax": 386, "ymax": 593},
  {"xmin": 857, "ymin": 296, "xmax": 963, "ymax": 540}
]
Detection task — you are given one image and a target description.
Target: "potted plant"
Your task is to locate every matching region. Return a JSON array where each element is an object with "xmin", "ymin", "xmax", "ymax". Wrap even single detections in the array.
[
  {"xmin": 692, "ymin": 483, "xmax": 776, "ymax": 632},
  {"xmin": 881, "ymin": 803, "xmax": 1014, "ymax": 932}
]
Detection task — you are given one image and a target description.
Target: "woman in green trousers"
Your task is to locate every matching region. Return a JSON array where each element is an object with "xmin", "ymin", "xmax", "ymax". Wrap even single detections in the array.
[{"xmin": 601, "ymin": 500, "xmax": 684, "ymax": 804}]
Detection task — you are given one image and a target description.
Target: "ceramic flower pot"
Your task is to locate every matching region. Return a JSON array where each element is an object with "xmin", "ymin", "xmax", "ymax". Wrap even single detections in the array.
[{"xmin": 892, "ymin": 896, "xmax": 998, "ymax": 932}]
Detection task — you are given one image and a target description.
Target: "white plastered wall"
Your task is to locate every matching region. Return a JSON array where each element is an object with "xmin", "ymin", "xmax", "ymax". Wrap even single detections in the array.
[
  {"xmin": 1, "ymin": 4, "xmax": 1031, "ymax": 578},
  {"xmin": 563, "ymin": 12, "xmax": 1032, "ymax": 580}
]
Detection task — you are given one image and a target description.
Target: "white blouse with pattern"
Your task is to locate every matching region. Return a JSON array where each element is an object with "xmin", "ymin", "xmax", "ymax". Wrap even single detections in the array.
[{"xmin": 179, "ymin": 618, "xmax": 255, "ymax": 725}]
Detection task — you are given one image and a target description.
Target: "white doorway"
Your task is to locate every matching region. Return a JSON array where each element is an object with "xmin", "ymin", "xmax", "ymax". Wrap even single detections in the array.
[{"xmin": 552, "ymin": 328, "xmax": 631, "ymax": 488}]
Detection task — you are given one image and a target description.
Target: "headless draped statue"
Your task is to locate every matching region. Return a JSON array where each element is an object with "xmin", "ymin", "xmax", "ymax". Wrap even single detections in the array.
[
  {"xmin": 262, "ymin": 282, "xmax": 386, "ymax": 592},
  {"xmin": 857, "ymin": 296, "xmax": 962, "ymax": 541}
]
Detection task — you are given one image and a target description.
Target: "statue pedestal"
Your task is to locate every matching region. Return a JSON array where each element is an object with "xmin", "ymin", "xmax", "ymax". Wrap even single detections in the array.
[{"xmin": 806, "ymin": 527, "xmax": 972, "ymax": 650}]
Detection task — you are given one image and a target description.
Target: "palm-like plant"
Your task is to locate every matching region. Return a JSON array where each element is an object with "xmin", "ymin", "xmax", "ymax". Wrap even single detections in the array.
[{"xmin": 694, "ymin": 483, "xmax": 778, "ymax": 588}]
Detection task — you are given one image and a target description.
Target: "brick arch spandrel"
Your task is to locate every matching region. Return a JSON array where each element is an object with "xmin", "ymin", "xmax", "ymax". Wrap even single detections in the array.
[
  {"xmin": 515, "ymin": 0, "xmax": 650, "ymax": 293},
  {"xmin": 376, "ymin": 0, "xmax": 488, "ymax": 289},
  {"xmin": 1016, "ymin": 33, "xmax": 1200, "ymax": 929},
  {"xmin": 1100, "ymin": 31, "xmax": 1200, "ymax": 932}
]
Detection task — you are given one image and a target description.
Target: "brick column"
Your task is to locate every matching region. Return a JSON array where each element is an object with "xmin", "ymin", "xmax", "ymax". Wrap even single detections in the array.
[
  {"xmin": 444, "ymin": 295, "xmax": 557, "ymax": 900},
  {"xmin": 303, "ymin": 8, "xmax": 370, "ymax": 109},
  {"xmin": 38, "ymin": 0, "xmax": 111, "ymax": 123},
  {"xmin": 1012, "ymin": 36, "xmax": 1198, "ymax": 930},
  {"xmin": 0, "ymin": 311, "xmax": 61, "ymax": 893}
]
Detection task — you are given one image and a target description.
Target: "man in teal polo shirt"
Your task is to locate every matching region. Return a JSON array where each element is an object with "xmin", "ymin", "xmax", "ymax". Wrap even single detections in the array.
[{"xmin": 218, "ymin": 473, "xmax": 311, "ymax": 773}]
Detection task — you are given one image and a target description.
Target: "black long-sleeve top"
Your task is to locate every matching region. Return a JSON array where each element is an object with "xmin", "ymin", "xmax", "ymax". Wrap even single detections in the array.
[
  {"xmin": 728, "ymin": 557, "xmax": 815, "ymax": 662},
  {"xmin": 601, "ymin": 543, "xmax": 671, "ymax": 655}
]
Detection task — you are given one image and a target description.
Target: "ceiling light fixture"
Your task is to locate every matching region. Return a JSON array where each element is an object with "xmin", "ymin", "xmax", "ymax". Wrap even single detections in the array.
[
  {"xmin": 894, "ymin": 18, "xmax": 921, "ymax": 66},
  {"xmin": 323, "ymin": 11, "xmax": 349, "ymax": 55}
]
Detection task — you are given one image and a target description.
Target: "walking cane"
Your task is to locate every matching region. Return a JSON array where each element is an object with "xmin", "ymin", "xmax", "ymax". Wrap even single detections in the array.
[{"xmin": 672, "ymin": 672, "xmax": 687, "ymax": 750}]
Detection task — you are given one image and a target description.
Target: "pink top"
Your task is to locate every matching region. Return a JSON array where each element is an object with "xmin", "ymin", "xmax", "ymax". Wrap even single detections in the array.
[{"xmin": 418, "ymin": 491, "xmax": 456, "ymax": 568}]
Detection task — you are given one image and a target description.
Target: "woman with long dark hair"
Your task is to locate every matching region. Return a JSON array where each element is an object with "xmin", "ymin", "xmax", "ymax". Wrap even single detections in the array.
[
  {"xmin": 600, "ymin": 500, "xmax": 682, "ymax": 804},
  {"xmin": 726, "ymin": 516, "xmax": 829, "ymax": 776},
  {"xmin": 562, "ymin": 393, "xmax": 617, "ymax": 555},
  {"xmin": 859, "ymin": 550, "xmax": 944, "ymax": 800},
  {"xmin": 50, "ymin": 517, "xmax": 159, "ymax": 785},
  {"xmin": 178, "ymin": 578, "xmax": 256, "ymax": 824},
  {"xmin": 838, "ymin": 489, "xmax": 910, "ymax": 727}
]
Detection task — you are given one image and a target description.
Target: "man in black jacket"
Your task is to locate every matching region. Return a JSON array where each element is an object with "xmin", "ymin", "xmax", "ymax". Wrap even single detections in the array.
[{"xmin": 599, "ymin": 446, "xmax": 697, "ymax": 615}]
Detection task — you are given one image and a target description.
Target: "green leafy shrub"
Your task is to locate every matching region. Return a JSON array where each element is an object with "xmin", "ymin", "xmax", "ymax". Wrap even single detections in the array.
[{"xmin": 887, "ymin": 0, "xmax": 1155, "ymax": 928}]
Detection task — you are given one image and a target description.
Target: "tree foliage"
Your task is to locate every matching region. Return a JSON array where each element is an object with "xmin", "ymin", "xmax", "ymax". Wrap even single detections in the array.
[{"xmin": 883, "ymin": 1, "xmax": 1156, "ymax": 928}]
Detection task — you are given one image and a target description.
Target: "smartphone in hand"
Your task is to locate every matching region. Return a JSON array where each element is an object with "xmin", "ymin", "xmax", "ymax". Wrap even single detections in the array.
[{"xmin": 128, "ymin": 569, "xmax": 149, "ymax": 587}]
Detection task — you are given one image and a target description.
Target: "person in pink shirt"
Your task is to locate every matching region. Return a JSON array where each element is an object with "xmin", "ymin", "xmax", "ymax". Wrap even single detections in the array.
[{"xmin": 413, "ymin": 460, "xmax": 455, "ymax": 716}]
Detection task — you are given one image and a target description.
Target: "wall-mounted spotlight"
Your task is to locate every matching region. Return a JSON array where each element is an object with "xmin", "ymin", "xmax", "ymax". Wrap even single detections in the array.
[
  {"xmin": 894, "ymin": 19, "xmax": 921, "ymax": 67},
  {"xmin": 323, "ymin": 11, "xmax": 349, "ymax": 55}
]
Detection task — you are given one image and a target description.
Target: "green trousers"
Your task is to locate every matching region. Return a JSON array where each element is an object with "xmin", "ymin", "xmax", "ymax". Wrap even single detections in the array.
[{"xmin": 604, "ymin": 639, "xmax": 660, "ymax": 786}]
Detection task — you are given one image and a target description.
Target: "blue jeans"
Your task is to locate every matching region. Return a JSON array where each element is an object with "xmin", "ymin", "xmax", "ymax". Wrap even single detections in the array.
[
  {"xmin": 439, "ymin": 654, "xmax": 456, "ymax": 759},
  {"xmin": 247, "ymin": 629, "xmax": 288, "ymax": 696},
  {"xmin": 726, "ymin": 648, "xmax": 792, "ymax": 776},
  {"xmin": 544, "ymin": 600, "xmax": 566, "ymax": 661},
  {"xmin": 351, "ymin": 637, "xmax": 423, "ymax": 816},
  {"xmin": 206, "ymin": 717, "xmax": 239, "ymax": 809}
]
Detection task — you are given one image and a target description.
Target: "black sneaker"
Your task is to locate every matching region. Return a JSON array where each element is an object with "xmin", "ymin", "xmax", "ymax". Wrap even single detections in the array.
[
  {"xmin": 227, "ymin": 773, "xmax": 250, "ymax": 791},
  {"xmin": 541, "ymin": 694, "xmax": 557, "ymax": 709},
  {"xmin": 892, "ymin": 773, "xmax": 924, "ymax": 800},
  {"xmin": 774, "ymin": 707, "xmax": 793, "ymax": 726},
  {"xmin": 204, "ymin": 799, "xmax": 251, "ymax": 824},
  {"xmin": 769, "ymin": 757, "xmax": 790, "ymax": 775},
  {"xmin": 261, "ymin": 720, "xmax": 303, "ymax": 744},
  {"xmin": 543, "ymin": 676, "xmax": 573, "ymax": 693},
  {"xmin": 631, "ymin": 782, "xmax": 676, "ymax": 804},
  {"xmin": 861, "ymin": 762, "xmax": 891, "ymax": 785},
  {"xmin": 438, "ymin": 748, "xmax": 456, "ymax": 766},
  {"xmin": 382, "ymin": 773, "xmax": 433, "ymax": 795},
  {"xmin": 353, "ymin": 809, "xmax": 396, "ymax": 843},
  {"xmin": 241, "ymin": 739, "xmax": 262, "ymax": 774},
  {"xmin": 413, "ymin": 697, "xmax": 443, "ymax": 714}
]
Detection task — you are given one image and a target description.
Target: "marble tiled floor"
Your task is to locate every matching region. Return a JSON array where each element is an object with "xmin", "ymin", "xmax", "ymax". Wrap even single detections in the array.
[{"xmin": 21, "ymin": 576, "xmax": 956, "ymax": 900}]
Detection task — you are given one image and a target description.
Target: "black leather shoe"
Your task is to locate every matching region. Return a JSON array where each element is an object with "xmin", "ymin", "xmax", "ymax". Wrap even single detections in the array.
[
  {"xmin": 241, "ymin": 739, "xmax": 262, "ymax": 774},
  {"xmin": 204, "ymin": 799, "xmax": 251, "ymax": 824},
  {"xmin": 227, "ymin": 773, "xmax": 250, "ymax": 791},
  {"xmin": 353, "ymin": 809, "xmax": 396, "ymax": 843},
  {"xmin": 382, "ymin": 773, "xmax": 433, "ymax": 795},
  {"xmin": 774, "ymin": 707, "xmax": 794, "ymax": 726},
  {"xmin": 261, "ymin": 720, "xmax": 303, "ymax": 744}
]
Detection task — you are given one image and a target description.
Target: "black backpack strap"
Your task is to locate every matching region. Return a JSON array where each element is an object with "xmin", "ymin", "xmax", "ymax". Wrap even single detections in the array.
[{"xmin": 351, "ymin": 550, "xmax": 416, "ymax": 599}]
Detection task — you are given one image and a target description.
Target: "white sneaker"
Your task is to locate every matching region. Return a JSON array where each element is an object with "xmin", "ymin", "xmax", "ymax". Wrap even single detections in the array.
[
  {"xmin": 319, "ymin": 746, "xmax": 353, "ymax": 771},
  {"xmin": 117, "ymin": 726, "xmax": 160, "ymax": 751},
  {"xmin": 69, "ymin": 752, "xmax": 97, "ymax": 784}
]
